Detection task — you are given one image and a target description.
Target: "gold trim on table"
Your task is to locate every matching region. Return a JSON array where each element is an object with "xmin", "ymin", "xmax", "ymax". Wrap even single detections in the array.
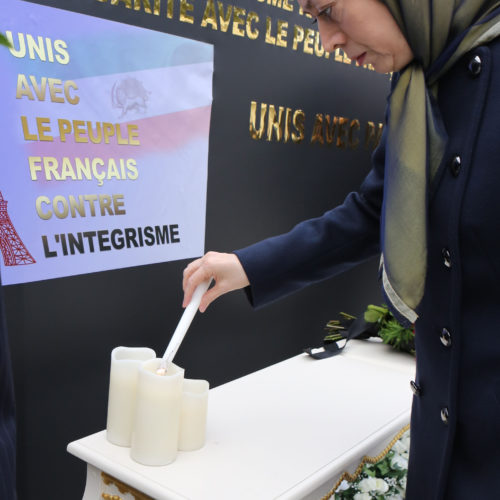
[
  {"xmin": 101, "ymin": 472, "xmax": 154, "ymax": 500},
  {"xmin": 321, "ymin": 423, "xmax": 411, "ymax": 500}
]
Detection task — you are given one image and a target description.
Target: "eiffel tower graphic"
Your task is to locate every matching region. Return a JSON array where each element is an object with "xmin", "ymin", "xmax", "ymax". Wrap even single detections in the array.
[{"xmin": 0, "ymin": 191, "xmax": 36, "ymax": 266}]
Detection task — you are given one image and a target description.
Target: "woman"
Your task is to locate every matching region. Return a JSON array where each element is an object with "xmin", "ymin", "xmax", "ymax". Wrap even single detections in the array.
[{"xmin": 183, "ymin": 1, "xmax": 500, "ymax": 498}]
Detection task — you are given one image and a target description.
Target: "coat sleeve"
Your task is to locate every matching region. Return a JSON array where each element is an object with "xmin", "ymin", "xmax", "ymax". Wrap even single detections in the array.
[{"xmin": 234, "ymin": 128, "xmax": 387, "ymax": 309}]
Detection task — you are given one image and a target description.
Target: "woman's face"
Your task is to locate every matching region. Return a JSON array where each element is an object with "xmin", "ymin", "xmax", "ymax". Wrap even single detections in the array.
[{"xmin": 299, "ymin": 0, "xmax": 414, "ymax": 73}]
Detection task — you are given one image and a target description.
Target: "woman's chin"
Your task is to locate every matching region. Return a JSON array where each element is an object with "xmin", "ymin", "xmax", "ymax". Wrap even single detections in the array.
[{"xmin": 370, "ymin": 57, "xmax": 391, "ymax": 74}]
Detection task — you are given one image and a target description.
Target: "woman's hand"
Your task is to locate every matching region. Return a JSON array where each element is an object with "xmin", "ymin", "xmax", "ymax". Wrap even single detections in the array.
[{"xmin": 182, "ymin": 252, "xmax": 250, "ymax": 312}]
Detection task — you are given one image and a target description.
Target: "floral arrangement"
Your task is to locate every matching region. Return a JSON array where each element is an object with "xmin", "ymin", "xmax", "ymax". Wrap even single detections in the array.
[
  {"xmin": 333, "ymin": 429, "xmax": 410, "ymax": 500},
  {"xmin": 324, "ymin": 304, "xmax": 415, "ymax": 355}
]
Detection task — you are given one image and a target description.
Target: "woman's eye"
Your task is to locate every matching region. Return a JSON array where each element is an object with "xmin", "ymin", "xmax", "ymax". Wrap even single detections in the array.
[{"xmin": 312, "ymin": 6, "xmax": 332, "ymax": 24}]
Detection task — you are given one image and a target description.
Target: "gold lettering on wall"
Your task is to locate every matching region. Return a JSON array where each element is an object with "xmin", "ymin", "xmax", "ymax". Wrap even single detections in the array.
[
  {"xmin": 310, "ymin": 113, "xmax": 324, "ymax": 145},
  {"xmin": 232, "ymin": 7, "xmax": 246, "ymax": 36},
  {"xmin": 365, "ymin": 121, "xmax": 384, "ymax": 149},
  {"xmin": 265, "ymin": 17, "xmax": 288, "ymax": 47},
  {"xmin": 201, "ymin": 0, "xmax": 260, "ymax": 36},
  {"xmin": 336, "ymin": 117, "xmax": 348, "ymax": 148},
  {"xmin": 246, "ymin": 12, "xmax": 260, "ymax": 39},
  {"xmin": 111, "ymin": 0, "xmax": 132, "ymax": 8},
  {"xmin": 166, "ymin": 0, "xmax": 174, "ymax": 18},
  {"xmin": 311, "ymin": 114, "xmax": 363, "ymax": 149},
  {"xmin": 179, "ymin": 0, "xmax": 194, "ymax": 23},
  {"xmin": 134, "ymin": 0, "xmax": 161, "ymax": 14},
  {"xmin": 93, "ymin": 0, "xmax": 378, "ymax": 70},
  {"xmin": 292, "ymin": 26, "xmax": 330, "ymax": 59},
  {"xmin": 267, "ymin": 105, "xmax": 284, "ymax": 141},
  {"xmin": 292, "ymin": 108, "xmax": 305, "ymax": 143},
  {"xmin": 249, "ymin": 101, "xmax": 267, "ymax": 140},
  {"xmin": 201, "ymin": 0, "xmax": 219, "ymax": 29},
  {"xmin": 249, "ymin": 101, "xmax": 305, "ymax": 144},
  {"xmin": 250, "ymin": 102, "xmax": 382, "ymax": 151},
  {"xmin": 256, "ymin": 0, "xmax": 294, "ymax": 12}
]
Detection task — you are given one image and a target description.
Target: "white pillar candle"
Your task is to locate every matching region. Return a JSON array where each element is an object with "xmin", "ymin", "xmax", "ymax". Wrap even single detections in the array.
[
  {"xmin": 130, "ymin": 359, "xmax": 184, "ymax": 466},
  {"xmin": 178, "ymin": 378, "xmax": 209, "ymax": 451},
  {"xmin": 106, "ymin": 346, "xmax": 156, "ymax": 447}
]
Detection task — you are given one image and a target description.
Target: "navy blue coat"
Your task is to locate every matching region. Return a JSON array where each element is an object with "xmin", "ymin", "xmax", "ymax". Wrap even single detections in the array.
[
  {"xmin": 0, "ymin": 271, "xmax": 16, "ymax": 500},
  {"xmin": 235, "ymin": 39, "xmax": 500, "ymax": 499}
]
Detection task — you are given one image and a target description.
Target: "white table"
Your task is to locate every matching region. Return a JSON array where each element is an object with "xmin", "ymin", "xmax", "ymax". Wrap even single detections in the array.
[{"xmin": 67, "ymin": 340, "xmax": 415, "ymax": 500}]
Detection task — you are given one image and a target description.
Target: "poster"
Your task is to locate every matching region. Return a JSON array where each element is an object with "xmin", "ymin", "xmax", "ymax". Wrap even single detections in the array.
[{"xmin": 0, "ymin": 0, "xmax": 213, "ymax": 284}]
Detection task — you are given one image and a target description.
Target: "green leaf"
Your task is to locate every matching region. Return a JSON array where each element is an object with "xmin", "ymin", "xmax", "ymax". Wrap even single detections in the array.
[
  {"xmin": 378, "ymin": 317, "xmax": 415, "ymax": 354},
  {"xmin": 0, "ymin": 33, "xmax": 12, "ymax": 48},
  {"xmin": 366, "ymin": 304, "xmax": 388, "ymax": 314},
  {"xmin": 364, "ymin": 308, "xmax": 382, "ymax": 323},
  {"xmin": 324, "ymin": 333, "xmax": 344, "ymax": 342},
  {"xmin": 364, "ymin": 304, "xmax": 389, "ymax": 323},
  {"xmin": 376, "ymin": 460, "xmax": 390, "ymax": 475},
  {"xmin": 325, "ymin": 324, "xmax": 345, "ymax": 331},
  {"xmin": 339, "ymin": 311, "xmax": 356, "ymax": 320}
]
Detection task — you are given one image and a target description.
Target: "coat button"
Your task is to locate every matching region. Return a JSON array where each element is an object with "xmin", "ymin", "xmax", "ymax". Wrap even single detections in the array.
[
  {"xmin": 442, "ymin": 248, "xmax": 452, "ymax": 268},
  {"xmin": 468, "ymin": 55, "xmax": 482, "ymax": 76},
  {"xmin": 440, "ymin": 328, "xmax": 452, "ymax": 347},
  {"xmin": 450, "ymin": 156, "xmax": 462, "ymax": 177},
  {"xmin": 441, "ymin": 407, "xmax": 449, "ymax": 424},
  {"xmin": 410, "ymin": 380, "xmax": 421, "ymax": 395}
]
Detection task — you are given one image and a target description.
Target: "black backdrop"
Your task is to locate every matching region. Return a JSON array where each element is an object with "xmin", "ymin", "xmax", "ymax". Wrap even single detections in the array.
[{"xmin": 3, "ymin": 0, "xmax": 389, "ymax": 497}]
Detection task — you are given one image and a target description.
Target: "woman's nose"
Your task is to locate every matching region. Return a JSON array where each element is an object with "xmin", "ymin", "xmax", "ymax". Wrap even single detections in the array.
[{"xmin": 317, "ymin": 19, "xmax": 347, "ymax": 53}]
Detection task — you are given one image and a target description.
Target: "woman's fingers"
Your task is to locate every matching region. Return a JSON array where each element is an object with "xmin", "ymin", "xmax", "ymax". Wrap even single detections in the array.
[
  {"xmin": 198, "ymin": 283, "xmax": 225, "ymax": 313},
  {"xmin": 182, "ymin": 252, "xmax": 249, "ymax": 311},
  {"xmin": 182, "ymin": 261, "xmax": 212, "ymax": 307},
  {"xmin": 182, "ymin": 257, "xmax": 203, "ymax": 291}
]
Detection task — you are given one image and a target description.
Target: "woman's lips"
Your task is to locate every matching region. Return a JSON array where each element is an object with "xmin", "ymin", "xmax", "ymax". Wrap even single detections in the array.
[{"xmin": 356, "ymin": 52, "xmax": 367, "ymax": 66}]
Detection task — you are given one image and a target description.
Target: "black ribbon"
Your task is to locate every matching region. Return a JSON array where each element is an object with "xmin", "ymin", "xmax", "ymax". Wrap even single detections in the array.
[{"xmin": 304, "ymin": 318, "xmax": 380, "ymax": 360}]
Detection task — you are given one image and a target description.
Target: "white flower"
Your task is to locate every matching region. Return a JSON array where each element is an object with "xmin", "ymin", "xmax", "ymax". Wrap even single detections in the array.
[
  {"xmin": 373, "ymin": 478, "xmax": 389, "ymax": 493},
  {"xmin": 392, "ymin": 440, "xmax": 408, "ymax": 455},
  {"xmin": 391, "ymin": 453, "xmax": 409, "ymax": 470},
  {"xmin": 385, "ymin": 494, "xmax": 404, "ymax": 500},
  {"xmin": 357, "ymin": 477, "xmax": 389, "ymax": 493},
  {"xmin": 392, "ymin": 435, "xmax": 410, "ymax": 460},
  {"xmin": 358, "ymin": 477, "xmax": 378, "ymax": 492},
  {"xmin": 400, "ymin": 475, "xmax": 407, "ymax": 490},
  {"xmin": 386, "ymin": 477, "xmax": 397, "ymax": 487},
  {"xmin": 353, "ymin": 493, "xmax": 372, "ymax": 500},
  {"xmin": 399, "ymin": 433, "xmax": 411, "ymax": 452},
  {"xmin": 336, "ymin": 480, "xmax": 350, "ymax": 492}
]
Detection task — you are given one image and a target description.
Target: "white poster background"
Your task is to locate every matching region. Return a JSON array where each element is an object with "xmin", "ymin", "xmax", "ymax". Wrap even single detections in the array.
[{"xmin": 0, "ymin": 0, "xmax": 213, "ymax": 285}]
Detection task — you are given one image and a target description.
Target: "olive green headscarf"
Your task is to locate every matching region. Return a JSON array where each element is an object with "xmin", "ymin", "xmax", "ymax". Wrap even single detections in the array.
[{"xmin": 378, "ymin": 0, "xmax": 500, "ymax": 323}]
